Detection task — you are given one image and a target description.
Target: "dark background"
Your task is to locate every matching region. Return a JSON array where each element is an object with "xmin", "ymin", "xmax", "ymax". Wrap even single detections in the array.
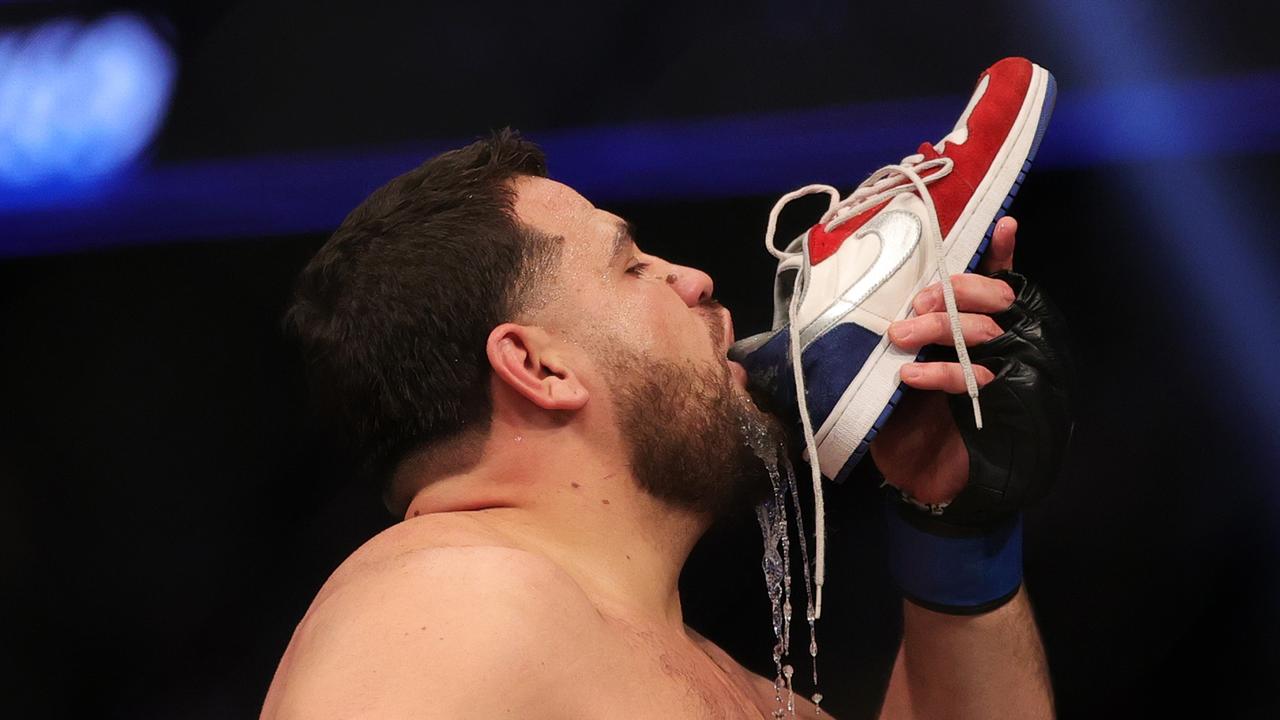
[{"xmin": 3, "ymin": 1, "xmax": 1279, "ymax": 718}]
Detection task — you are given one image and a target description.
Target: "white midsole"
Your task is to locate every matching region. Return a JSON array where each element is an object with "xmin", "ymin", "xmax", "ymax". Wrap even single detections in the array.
[{"xmin": 809, "ymin": 64, "xmax": 1051, "ymax": 477}]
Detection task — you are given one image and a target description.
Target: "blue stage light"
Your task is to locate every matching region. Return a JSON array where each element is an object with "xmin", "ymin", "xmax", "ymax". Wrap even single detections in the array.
[
  {"xmin": 1026, "ymin": 0, "xmax": 1280, "ymax": 484},
  {"xmin": 0, "ymin": 13, "xmax": 175, "ymax": 187}
]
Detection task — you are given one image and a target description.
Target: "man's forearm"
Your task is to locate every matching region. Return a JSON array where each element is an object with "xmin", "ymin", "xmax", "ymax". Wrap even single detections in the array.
[{"xmin": 879, "ymin": 586, "xmax": 1053, "ymax": 720}]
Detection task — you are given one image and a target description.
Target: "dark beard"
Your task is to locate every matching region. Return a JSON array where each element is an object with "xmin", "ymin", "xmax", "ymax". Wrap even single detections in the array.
[{"xmin": 608, "ymin": 351, "xmax": 788, "ymax": 518}]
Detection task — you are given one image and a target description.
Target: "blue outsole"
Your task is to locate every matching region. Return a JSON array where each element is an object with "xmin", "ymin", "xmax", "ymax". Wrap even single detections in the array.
[{"xmin": 829, "ymin": 70, "xmax": 1058, "ymax": 484}]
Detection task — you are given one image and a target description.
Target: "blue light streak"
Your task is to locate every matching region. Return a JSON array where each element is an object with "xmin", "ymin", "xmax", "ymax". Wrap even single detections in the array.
[
  {"xmin": 1, "ymin": 69, "xmax": 1277, "ymax": 259},
  {"xmin": 1025, "ymin": 0, "xmax": 1280, "ymax": 482}
]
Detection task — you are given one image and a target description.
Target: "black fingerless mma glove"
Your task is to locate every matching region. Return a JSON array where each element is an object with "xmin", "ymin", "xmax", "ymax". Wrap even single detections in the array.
[{"xmin": 885, "ymin": 270, "xmax": 1076, "ymax": 614}]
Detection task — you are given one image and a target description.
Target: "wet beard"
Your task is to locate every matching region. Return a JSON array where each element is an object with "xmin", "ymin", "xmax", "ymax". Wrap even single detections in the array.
[{"xmin": 610, "ymin": 352, "xmax": 788, "ymax": 518}]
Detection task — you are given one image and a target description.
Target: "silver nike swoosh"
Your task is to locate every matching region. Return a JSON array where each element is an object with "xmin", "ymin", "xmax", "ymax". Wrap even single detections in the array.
[{"xmin": 797, "ymin": 210, "xmax": 922, "ymax": 350}]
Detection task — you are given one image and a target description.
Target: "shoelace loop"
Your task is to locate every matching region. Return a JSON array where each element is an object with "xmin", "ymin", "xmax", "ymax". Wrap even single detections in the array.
[{"xmin": 762, "ymin": 151, "xmax": 984, "ymax": 620}]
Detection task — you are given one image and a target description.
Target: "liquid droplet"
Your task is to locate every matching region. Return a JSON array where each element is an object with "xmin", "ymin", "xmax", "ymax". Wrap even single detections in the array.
[
  {"xmin": 742, "ymin": 409, "xmax": 821, "ymax": 719},
  {"xmin": 784, "ymin": 459, "xmax": 821, "ymax": 691}
]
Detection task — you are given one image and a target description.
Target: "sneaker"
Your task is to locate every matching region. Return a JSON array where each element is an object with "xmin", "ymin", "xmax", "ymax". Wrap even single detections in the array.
[{"xmin": 729, "ymin": 58, "xmax": 1055, "ymax": 614}]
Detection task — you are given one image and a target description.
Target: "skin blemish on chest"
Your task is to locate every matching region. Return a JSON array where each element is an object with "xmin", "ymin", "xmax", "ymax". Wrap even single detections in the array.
[
  {"xmin": 571, "ymin": 482, "xmax": 581, "ymax": 489},
  {"xmin": 601, "ymin": 499, "xmax": 610, "ymax": 505}
]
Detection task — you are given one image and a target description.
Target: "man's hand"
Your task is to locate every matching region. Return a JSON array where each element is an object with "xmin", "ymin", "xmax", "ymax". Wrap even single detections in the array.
[{"xmin": 869, "ymin": 216, "xmax": 1020, "ymax": 505}]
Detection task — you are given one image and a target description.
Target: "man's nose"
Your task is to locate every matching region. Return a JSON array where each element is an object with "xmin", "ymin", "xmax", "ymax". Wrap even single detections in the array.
[{"xmin": 664, "ymin": 264, "xmax": 715, "ymax": 307}]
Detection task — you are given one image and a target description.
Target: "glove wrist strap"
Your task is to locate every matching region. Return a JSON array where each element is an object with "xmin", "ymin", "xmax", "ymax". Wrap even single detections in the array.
[{"xmin": 883, "ymin": 491, "xmax": 1023, "ymax": 615}]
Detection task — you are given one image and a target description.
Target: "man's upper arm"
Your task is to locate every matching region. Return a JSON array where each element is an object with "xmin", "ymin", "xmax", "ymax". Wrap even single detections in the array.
[{"xmin": 267, "ymin": 546, "xmax": 599, "ymax": 719}]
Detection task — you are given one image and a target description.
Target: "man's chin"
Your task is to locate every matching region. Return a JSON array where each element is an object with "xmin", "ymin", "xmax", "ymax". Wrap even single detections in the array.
[
  {"xmin": 726, "ymin": 403, "xmax": 791, "ymax": 507},
  {"xmin": 728, "ymin": 359, "xmax": 750, "ymax": 389},
  {"xmin": 612, "ymin": 349, "xmax": 791, "ymax": 518},
  {"xmin": 734, "ymin": 382, "xmax": 787, "ymax": 431}
]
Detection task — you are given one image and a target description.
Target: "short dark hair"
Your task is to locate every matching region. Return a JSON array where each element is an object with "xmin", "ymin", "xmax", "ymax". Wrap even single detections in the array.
[{"xmin": 284, "ymin": 129, "xmax": 560, "ymax": 505}]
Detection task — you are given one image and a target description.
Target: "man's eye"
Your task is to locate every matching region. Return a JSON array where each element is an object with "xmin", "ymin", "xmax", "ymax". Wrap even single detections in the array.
[{"xmin": 626, "ymin": 261, "xmax": 651, "ymax": 276}]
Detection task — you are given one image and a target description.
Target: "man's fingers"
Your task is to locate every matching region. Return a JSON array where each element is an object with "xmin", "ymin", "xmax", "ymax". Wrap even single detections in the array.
[
  {"xmin": 888, "ymin": 312, "xmax": 1003, "ymax": 352},
  {"xmin": 912, "ymin": 273, "xmax": 1016, "ymax": 315},
  {"xmin": 977, "ymin": 216, "xmax": 1017, "ymax": 274},
  {"xmin": 899, "ymin": 362, "xmax": 996, "ymax": 393}
]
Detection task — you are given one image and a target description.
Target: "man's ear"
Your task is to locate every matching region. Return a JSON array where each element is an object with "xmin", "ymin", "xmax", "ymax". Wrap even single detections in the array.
[{"xmin": 486, "ymin": 323, "xmax": 589, "ymax": 411}]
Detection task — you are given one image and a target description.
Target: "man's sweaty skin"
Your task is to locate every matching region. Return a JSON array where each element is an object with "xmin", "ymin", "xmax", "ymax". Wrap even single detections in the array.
[{"xmin": 261, "ymin": 178, "xmax": 1052, "ymax": 719}]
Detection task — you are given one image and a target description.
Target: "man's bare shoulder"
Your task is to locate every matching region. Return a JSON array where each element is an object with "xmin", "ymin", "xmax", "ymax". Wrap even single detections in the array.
[
  {"xmin": 263, "ymin": 514, "xmax": 603, "ymax": 719},
  {"xmin": 318, "ymin": 512, "xmax": 524, "ymax": 589}
]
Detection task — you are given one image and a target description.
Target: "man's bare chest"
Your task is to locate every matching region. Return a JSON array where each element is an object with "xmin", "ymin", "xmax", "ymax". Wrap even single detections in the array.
[{"xmin": 567, "ymin": 624, "xmax": 781, "ymax": 719}]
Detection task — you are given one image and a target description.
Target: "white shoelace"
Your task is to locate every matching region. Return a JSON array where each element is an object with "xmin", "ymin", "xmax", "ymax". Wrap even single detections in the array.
[{"xmin": 762, "ymin": 152, "xmax": 984, "ymax": 619}]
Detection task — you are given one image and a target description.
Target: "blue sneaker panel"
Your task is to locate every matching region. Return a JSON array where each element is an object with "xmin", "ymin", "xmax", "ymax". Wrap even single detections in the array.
[
  {"xmin": 803, "ymin": 323, "xmax": 883, "ymax": 426},
  {"xmin": 736, "ymin": 328, "xmax": 797, "ymax": 416},
  {"xmin": 739, "ymin": 322, "xmax": 883, "ymax": 428}
]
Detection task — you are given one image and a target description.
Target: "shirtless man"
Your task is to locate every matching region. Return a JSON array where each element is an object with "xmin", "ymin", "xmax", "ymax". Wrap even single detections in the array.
[{"xmin": 263, "ymin": 131, "xmax": 1056, "ymax": 719}]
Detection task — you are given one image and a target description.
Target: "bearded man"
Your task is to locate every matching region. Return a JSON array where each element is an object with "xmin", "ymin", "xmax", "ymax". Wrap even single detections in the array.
[{"xmin": 262, "ymin": 129, "xmax": 1061, "ymax": 719}]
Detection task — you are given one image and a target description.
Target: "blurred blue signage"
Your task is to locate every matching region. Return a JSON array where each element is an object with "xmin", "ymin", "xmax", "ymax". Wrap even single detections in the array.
[{"xmin": 0, "ymin": 13, "xmax": 175, "ymax": 187}]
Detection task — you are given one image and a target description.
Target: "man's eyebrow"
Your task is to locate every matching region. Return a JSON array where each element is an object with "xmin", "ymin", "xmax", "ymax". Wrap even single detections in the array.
[{"xmin": 610, "ymin": 220, "xmax": 638, "ymax": 264}]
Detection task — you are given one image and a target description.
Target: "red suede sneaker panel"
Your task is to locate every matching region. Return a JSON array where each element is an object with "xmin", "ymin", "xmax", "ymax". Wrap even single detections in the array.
[
  {"xmin": 808, "ymin": 199, "xmax": 890, "ymax": 265},
  {"xmin": 803, "ymin": 57, "xmax": 1033, "ymax": 267},
  {"xmin": 929, "ymin": 58, "xmax": 1033, "ymax": 237}
]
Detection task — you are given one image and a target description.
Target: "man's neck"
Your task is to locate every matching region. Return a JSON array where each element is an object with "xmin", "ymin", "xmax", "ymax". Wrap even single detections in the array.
[{"xmin": 402, "ymin": 434, "xmax": 709, "ymax": 632}]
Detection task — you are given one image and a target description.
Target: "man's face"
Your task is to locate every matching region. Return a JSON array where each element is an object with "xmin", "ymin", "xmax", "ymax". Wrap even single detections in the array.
[{"xmin": 512, "ymin": 176, "xmax": 785, "ymax": 515}]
